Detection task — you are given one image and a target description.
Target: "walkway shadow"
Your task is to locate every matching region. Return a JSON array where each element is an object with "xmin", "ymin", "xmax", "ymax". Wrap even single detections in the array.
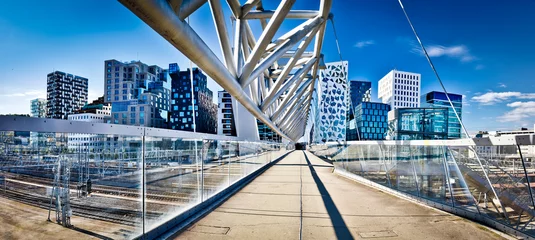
[
  {"xmin": 303, "ymin": 151, "xmax": 354, "ymax": 240},
  {"xmin": 71, "ymin": 226, "xmax": 113, "ymax": 240}
]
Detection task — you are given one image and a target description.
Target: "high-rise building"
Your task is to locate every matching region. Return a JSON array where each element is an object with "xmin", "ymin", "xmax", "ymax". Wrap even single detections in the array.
[
  {"xmin": 47, "ymin": 71, "xmax": 88, "ymax": 119},
  {"xmin": 352, "ymin": 102, "xmax": 390, "ymax": 140},
  {"xmin": 317, "ymin": 61, "xmax": 349, "ymax": 142},
  {"xmin": 216, "ymin": 90, "xmax": 281, "ymax": 142},
  {"xmin": 67, "ymin": 97, "xmax": 112, "ymax": 153},
  {"xmin": 388, "ymin": 108, "xmax": 448, "ymax": 140},
  {"xmin": 346, "ymin": 80, "xmax": 372, "ymax": 141},
  {"xmin": 348, "ymin": 80, "xmax": 371, "ymax": 110},
  {"xmin": 104, "ymin": 60, "xmax": 170, "ymax": 128},
  {"xmin": 30, "ymin": 98, "xmax": 47, "ymax": 118},
  {"xmin": 378, "ymin": 70, "xmax": 421, "ymax": 110},
  {"xmin": 217, "ymin": 91, "xmax": 236, "ymax": 136},
  {"xmin": 422, "ymin": 91, "xmax": 463, "ymax": 139},
  {"xmin": 169, "ymin": 66, "xmax": 217, "ymax": 134}
]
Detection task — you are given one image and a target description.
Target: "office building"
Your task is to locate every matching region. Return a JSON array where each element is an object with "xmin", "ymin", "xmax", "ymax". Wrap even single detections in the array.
[
  {"xmin": 169, "ymin": 66, "xmax": 217, "ymax": 134},
  {"xmin": 257, "ymin": 120, "xmax": 282, "ymax": 142},
  {"xmin": 388, "ymin": 108, "xmax": 448, "ymax": 140},
  {"xmin": 67, "ymin": 97, "xmax": 112, "ymax": 153},
  {"xmin": 217, "ymin": 90, "xmax": 281, "ymax": 142},
  {"xmin": 346, "ymin": 80, "xmax": 372, "ymax": 141},
  {"xmin": 422, "ymin": 91, "xmax": 463, "ymax": 139},
  {"xmin": 30, "ymin": 98, "xmax": 47, "ymax": 118},
  {"xmin": 348, "ymin": 80, "xmax": 371, "ymax": 110},
  {"xmin": 47, "ymin": 71, "xmax": 88, "ymax": 119},
  {"xmin": 351, "ymin": 102, "xmax": 390, "ymax": 141},
  {"xmin": 378, "ymin": 70, "xmax": 421, "ymax": 110},
  {"xmin": 317, "ymin": 61, "xmax": 349, "ymax": 142},
  {"xmin": 217, "ymin": 91, "xmax": 236, "ymax": 136},
  {"xmin": 104, "ymin": 60, "xmax": 170, "ymax": 128}
]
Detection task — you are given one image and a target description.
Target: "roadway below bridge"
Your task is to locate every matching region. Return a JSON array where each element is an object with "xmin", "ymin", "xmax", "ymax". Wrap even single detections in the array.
[{"xmin": 174, "ymin": 151, "xmax": 509, "ymax": 240}]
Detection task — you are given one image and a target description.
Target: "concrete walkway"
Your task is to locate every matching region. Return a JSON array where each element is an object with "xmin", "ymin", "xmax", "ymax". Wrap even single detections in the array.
[{"xmin": 175, "ymin": 151, "xmax": 507, "ymax": 239}]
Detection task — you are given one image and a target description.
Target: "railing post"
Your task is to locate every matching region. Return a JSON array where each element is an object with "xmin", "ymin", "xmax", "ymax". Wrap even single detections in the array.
[
  {"xmin": 517, "ymin": 144, "xmax": 535, "ymax": 211},
  {"xmin": 408, "ymin": 146, "xmax": 420, "ymax": 197},
  {"xmin": 441, "ymin": 146, "xmax": 455, "ymax": 207},
  {"xmin": 141, "ymin": 130, "xmax": 146, "ymax": 239}
]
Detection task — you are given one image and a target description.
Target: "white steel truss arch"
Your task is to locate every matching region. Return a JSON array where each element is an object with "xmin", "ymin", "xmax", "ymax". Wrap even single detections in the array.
[{"xmin": 119, "ymin": 0, "xmax": 332, "ymax": 142}]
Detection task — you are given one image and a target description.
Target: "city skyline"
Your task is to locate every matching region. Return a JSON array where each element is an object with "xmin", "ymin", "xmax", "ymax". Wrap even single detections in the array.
[{"xmin": 1, "ymin": 0, "xmax": 534, "ymax": 133}]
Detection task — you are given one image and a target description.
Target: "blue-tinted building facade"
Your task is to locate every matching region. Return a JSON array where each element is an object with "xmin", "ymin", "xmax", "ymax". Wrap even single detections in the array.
[
  {"xmin": 169, "ymin": 66, "xmax": 217, "ymax": 134},
  {"xmin": 349, "ymin": 80, "xmax": 371, "ymax": 111},
  {"xmin": 422, "ymin": 91, "xmax": 463, "ymax": 139},
  {"xmin": 105, "ymin": 60, "xmax": 170, "ymax": 128},
  {"xmin": 388, "ymin": 108, "xmax": 449, "ymax": 140},
  {"xmin": 353, "ymin": 102, "xmax": 390, "ymax": 140}
]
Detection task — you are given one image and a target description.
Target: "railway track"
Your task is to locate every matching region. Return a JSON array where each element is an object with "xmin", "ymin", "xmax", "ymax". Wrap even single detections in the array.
[{"xmin": 0, "ymin": 189, "xmax": 163, "ymax": 226}]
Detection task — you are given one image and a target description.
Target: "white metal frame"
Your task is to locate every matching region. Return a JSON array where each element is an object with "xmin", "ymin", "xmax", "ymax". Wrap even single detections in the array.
[{"xmin": 118, "ymin": 0, "xmax": 332, "ymax": 142}]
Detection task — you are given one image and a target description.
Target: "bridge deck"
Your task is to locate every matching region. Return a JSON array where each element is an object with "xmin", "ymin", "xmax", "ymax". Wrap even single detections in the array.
[{"xmin": 174, "ymin": 151, "xmax": 507, "ymax": 239}]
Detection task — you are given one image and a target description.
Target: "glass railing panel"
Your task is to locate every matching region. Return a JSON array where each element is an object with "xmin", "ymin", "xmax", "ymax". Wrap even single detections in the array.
[
  {"xmin": 202, "ymin": 140, "xmax": 230, "ymax": 200},
  {"xmin": 443, "ymin": 146, "xmax": 479, "ymax": 210},
  {"xmin": 363, "ymin": 144, "xmax": 390, "ymax": 186},
  {"xmin": 143, "ymin": 137, "xmax": 201, "ymax": 234},
  {"xmin": 0, "ymin": 131, "xmax": 143, "ymax": 239},
  {"xmin": 385, "ymin": 145, "xmax": 419, "ymax": 196}
]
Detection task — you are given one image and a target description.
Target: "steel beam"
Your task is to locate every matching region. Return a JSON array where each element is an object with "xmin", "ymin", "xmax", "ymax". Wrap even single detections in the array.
[
  {"xmin": 271, "ymin": 78, "xmax": 312, "ymax": 121},
  {"xmin": 262, "ymin": 57, "xmax": 316, "ymax": 111},
  {"xmin": 244, "ymin": 10, "xmax": 320, "ymax": 19},
  {"xmin": 209, "ymin": 0, "xmax": 237, "ymax": 78},
  {"xmin": 241, "ymin": 0, "xmax": 261, "ymax": 17},
  {"xmin": 241, "ymin": 17, "xmax": 322, "ymax": 88},
  {"xmin": 178, "ymin": 0, "xmax": 207, "ymax": 19},
  {"xmin": 239, "ymin": 0, "xmax": 296, "ymax": 85},
  {"xmin": 259, "ymin": 25, "xmax": 319, "ymax": 110},
  {"xmin": 169, "ymin": 0, "xmax": 183, "ymax": 14}
]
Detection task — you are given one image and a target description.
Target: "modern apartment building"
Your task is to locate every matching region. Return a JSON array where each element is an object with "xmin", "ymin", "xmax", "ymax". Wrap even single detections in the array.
[
  {"xmin": 30, "ymin": 98, "xmax": 47, "ymax": 118},
  {"xmin": 352, "ymin": 102, "xmax": 390, "ymax": 140},
  {"xmin": 388, "ymin": 108, "xmax": 448, "ymax": 140},
  {"xmin": 67, "ymin": 97, "xmax": 112, "ymax": 153},
  {"xmin": 217, "ymin": 90, "xmax": 281, "ymax": 142},
  {"xmin": 378, "ymin": 70, "xmax": 421, "ymax": 110},
  {"xmin": 217, "ymin": 91, "xmax": 236, "ymax": 136},
  {"xmin": 422, "ymin": 91, "xmax": 463, "ymax": 139},
  {"xmin": 104, "ymin": 60, "xmax": 170, "ymax": 128},
  {"xmin": 169, "ymin": 66, "xmax": 217, "ymax": 134},
  {"xmin": 47, "ymin": 71, "xmax": 88, "ymax": 119}
]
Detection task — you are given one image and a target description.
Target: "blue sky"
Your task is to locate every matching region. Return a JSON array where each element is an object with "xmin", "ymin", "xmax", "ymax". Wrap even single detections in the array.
[{"xmin": 0, "ymin": 0, "xmax": 534, "ymax": 133}]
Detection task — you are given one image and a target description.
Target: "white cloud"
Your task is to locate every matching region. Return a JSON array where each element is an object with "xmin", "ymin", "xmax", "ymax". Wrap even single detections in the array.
[
  {"xmin": 471, "ymin": 92, "xmax": 535, "ymax": 105},
  {"xmin": 462, "ymin": 95, "xmax": 470, "ymax": 106},
  {"xmin": 0, "ymin": 90, "xmax": 45, "ymax": 98},
  {"xmin": 413, "ymin": 44, "xmax": 477, "ymax": 63},
  {"xmin": 354, "ymin": 40, "xmax": 375, "ymax": 48},
  {"xmin": 497, "ymin": 101, "xmax": 535, "ymax": 122},
  {"xmin": 498, "ymin": 83, "xmax": 507, "ymax": 88}
]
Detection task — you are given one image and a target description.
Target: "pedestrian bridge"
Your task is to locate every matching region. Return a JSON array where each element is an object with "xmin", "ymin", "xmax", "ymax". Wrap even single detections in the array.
[
  {"xmin": 1, "ymin": 116, "xmax": 534, "ymax": 239},
  {"xmin": 174, "ymin": 151, "xmax": 504, "ymax": 240}
]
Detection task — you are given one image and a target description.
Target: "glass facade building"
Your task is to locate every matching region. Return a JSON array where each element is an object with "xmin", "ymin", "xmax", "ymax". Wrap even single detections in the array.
[
  {"xmin": 422, "ymin": 91, "xmax": 463, "ymax": 139},
  {"xmin": 169, "ymin": 66, "xmax": 217, "ymax": 134},
  {"xmin": 388, "ymin": 108, "xmax": 448, "ymax": 140},
  {"xmin": 104, "ymin": 60, "xmax": 170, "ymax": 128},
  {"xmin": 349, "ymin": 80, "xmax": 371, "ymax": 110},
  {"xmin": 353, "ymin": 102, "xmax": 390, "ymax": 140}
]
